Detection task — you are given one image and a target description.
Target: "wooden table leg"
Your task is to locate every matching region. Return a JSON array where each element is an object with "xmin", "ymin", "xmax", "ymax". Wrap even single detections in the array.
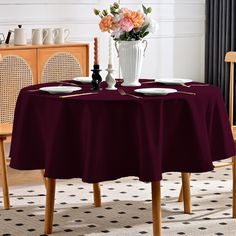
[
  {"xmin": 181, "ymin": 173, "xmax": 192, "ymax": 214},
  {"xmin": 152, "ymin": 181, "xmax": 162, "ymax": 236},
  {"xmin": 0, "ymin": 139, "xmax": 10, "ymax": 210},
  {"xmin": 44, "ymin": 178, "xmax": 56, "ymax": 234},
  {"xmin": 93, "ymin": 183, "xmax": 101, "ymax": 207},
  {"xmin": 232, "ymin": 156, "xmax": 236, "ymax": 218},
  {"xmin": 40, "ymin": 169, "xmax": 47, "ymax": 188}
]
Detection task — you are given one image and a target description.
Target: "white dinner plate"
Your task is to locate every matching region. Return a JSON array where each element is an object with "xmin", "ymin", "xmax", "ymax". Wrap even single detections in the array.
[
  {"xmin": 134, "ymin": 88, "xmax": 177, "ymax": 96},
  {"xmin": 155, "ymin": 78, "xmax": 193, "ymax": 85},
  {"xmin": 73, "ymin": 77, "xmax": 92, "ymax": 84},
  {"xmin": 39, "ymin": 86, "xmax": 81, "ymax": 94}
]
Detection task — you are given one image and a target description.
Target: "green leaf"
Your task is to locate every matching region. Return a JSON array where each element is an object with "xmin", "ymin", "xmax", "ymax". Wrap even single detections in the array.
[
  {"xmin": 142, "ymin": 31, "xmax": 149, "ymax": 38},
  {"xmin": 142, "ymin": 4, "xmax": 148, "ymax": 14},
  {"xmin": 110, "ymin": 6, "xmax": 118, "ymax": 15},
  {"xmin": 113, "ymin": 2, "xmax": 119, "ymax": 9},
  {"xmin": 120, "ymin": 34, "xmax": 126, "ymax": 41},
  {"xmin": 147, "ymin": 7, "xmax": 152, "ymax": 14},
  {"xmin": 94, "ymin": 9, "xmax": 100, "ymax": 16},
  {"xmin": 140, "ymin": 24, "xmax": 149, "ymax": 34},
  {"xmin": 102, "ymin": 9, "xmax": 108, "ymax": 16}
]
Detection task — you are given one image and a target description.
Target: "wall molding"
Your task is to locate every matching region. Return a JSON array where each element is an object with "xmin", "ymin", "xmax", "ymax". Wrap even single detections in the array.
[
  {"xmin": 149, "ymin": 32, "xmax": 204, "ymax": 39},
  {"xmin": 0, "ymin": 17, "xmax": 205, "ymax": 26},
  {"xmin": 69, "ymin": 33, "xmax": 204, "ymax": 42},
  {"xmin": 69, "ymin": 36, "xmax": 94, "ymax": 42}
]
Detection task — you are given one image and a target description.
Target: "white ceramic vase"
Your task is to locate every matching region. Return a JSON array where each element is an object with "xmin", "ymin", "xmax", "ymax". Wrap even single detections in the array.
[{"xmin": 115, "ymin": 40, "xmax": 147, "ymax": 86}]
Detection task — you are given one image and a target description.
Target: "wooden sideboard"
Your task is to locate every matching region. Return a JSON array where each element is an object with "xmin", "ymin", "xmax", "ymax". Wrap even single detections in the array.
[{"xmin": 0, "ymin": 43, "xmax": 89, "ymax": 123}]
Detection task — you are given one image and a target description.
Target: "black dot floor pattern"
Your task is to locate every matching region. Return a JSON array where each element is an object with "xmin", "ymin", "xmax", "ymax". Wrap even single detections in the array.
[{"xmin": 0, "ymin": 163, "xmax": 236, "ymax": 235}]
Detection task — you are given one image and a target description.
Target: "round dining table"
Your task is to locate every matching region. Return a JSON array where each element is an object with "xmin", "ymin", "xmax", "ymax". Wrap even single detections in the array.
[{"xmin": 9, "ymin": 79, "xmax": 235, "ymax": 236}]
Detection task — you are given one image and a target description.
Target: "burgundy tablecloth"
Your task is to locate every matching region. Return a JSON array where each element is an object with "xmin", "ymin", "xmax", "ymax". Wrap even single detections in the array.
[{"xmin": 9, "ymin": 80, "xmax": 235, "ymax": 182}]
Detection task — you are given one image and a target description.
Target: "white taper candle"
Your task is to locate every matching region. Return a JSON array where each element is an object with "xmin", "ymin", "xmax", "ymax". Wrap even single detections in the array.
[{"xmin": 108, "ymin": 37, "xmax": 113, "ymax": 66}]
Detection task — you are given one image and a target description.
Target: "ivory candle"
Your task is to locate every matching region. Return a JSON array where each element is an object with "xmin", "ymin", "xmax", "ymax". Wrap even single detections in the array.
[
  {"xmin": 94, "ymin": 37, "xmax": 99, "ymax": 65},
  {"xmin": 108, "ymin": 37, "xmax": 113, "ymax": 66}
]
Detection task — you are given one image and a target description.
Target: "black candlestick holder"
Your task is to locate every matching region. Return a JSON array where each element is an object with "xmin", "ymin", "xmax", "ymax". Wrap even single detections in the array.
[{"xmin": 91, "ymin": 64, "xmax": 102, "ymax": 90}]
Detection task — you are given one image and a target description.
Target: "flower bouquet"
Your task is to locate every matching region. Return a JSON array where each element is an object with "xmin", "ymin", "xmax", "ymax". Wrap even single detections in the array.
[
  {"xmin": 94, "ymin": 2, "xmax": 157, "ymax": 41},
  {"xmin": 94, "ymin": 2, "xmax": 158, "ymax": 86}
]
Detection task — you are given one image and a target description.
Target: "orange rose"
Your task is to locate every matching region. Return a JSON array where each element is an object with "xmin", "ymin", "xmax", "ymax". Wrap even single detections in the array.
[
  {"xmin": 124, "ymin": 11, "xmax": 144, "ymax": 28},
  {"xmin": 99, "ymin": 15, "xmax": 114, "ymax": 32}
]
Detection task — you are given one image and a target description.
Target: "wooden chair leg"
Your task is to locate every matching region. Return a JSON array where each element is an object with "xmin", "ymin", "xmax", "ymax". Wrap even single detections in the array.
[
  {"xmin": 178, "ymin": 186, "xmax": 183, "ymax": 202},
  {"xmin": 0, "ymin": 139, "xmax": 10, "ymax": 210},
  {"xmin": 152, "ymin": 181, "xmax": 162, "ymax": 236},
  {"xmin": 181, "ymin": 172, "xmax": 192, "ymax": 214},
  {"xmin": 233, "ymin": 156, "xmax": 236, "ymax": 218},
  {"xmin": 40, "ymin": 169, "xmax": 47, "ymax": 188},
  {"xmin": 93, "ymin": 183, "xmax": 101, "ymax": 207},
  {"xmin": 44, "ymin": 178, "xmax": 56, "ymax": 235},
  {"xmin": 178, "ymin": 173, "xmax": 191, "ymax": 203}
]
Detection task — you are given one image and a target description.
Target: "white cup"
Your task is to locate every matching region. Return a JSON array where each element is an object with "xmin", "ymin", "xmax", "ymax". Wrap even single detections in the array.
[
  {"xmin": 14, "ymin": 28, "xmax": 27, "ymax": 45},
  {"xmin": 43, "ymin": 28, "xmax": 57, "ymax": 45},
  {"xmin": 54, "ymin": 28, "xmax": 70, "ymax": 44},
  {"xmin": 32, "ymin": 28, "xmax": 47, "ymax": 45}
]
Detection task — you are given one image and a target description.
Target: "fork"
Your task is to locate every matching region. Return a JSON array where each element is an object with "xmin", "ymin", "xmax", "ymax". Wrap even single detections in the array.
[
  {"xmin": 142, "ymin": 80, "xmax": 208, "ymax": 87},
  {"xmin": 118, "ymin": 88, "xmax": 142, "ymax": 99},
  {"xmin": 176, "ymin": 91, "xmax": 196, "ymax": 95},
  {"xmin": 59, "ymin": 81, "xmax": 81, "ymax": 87},
  {"xmin": 179, "ymin": 83, "xmax": 209, "ymax": 88},
  {"xmin": 60, "ymin": 92, "xmax": 98, "ymax": 98}
]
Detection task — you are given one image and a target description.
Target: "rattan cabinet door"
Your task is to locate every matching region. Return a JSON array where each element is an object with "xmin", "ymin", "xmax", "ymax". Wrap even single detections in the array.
[
  {"xmin": 38, "ymin": 45, "xmax": 89, "ymax": 83},
  {"xmin": 0, "ymin": 49, "xmax": 36, "ymax": 123}
]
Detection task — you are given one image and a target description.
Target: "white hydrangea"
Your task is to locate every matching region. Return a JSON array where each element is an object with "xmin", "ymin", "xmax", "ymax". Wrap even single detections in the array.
[
  {"xmin": 144, "ymin": 15, "xmax": 159, "ymax": 34},
  {"xmin": 112, "ymin": 14, "xmax": 124, "ymax": 23}
]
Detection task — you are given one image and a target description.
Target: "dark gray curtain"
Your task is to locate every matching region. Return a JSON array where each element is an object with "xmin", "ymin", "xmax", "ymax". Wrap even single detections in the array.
[{"xmin": 205, "ymin": 0, "xmax": 236, "ymax": 110}]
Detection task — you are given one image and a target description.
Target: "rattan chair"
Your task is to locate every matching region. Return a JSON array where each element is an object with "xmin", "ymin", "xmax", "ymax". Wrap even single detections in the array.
[
  {"xmin": 178, "ymin": 51, "xmax": 236, "ymax": 218},
  {"xmin": 0, "ymin": 53, "xmax": 101, "ymax": 210},
  {"xmin": 40, "ymin": 52, "xmax": 83, "ymax": 83},
  {"xmin": 0, "ymin": 55, "xmax": 35, "ymax": 209}
]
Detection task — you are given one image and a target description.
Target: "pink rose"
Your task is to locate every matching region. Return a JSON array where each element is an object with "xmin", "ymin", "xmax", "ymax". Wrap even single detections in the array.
[{"xmin": 119, "ymin": 17, "xmax": 134, "ymax": 32}]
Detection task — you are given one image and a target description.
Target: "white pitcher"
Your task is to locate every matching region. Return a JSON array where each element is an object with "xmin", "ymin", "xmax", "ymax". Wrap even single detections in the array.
[
  {"xmin": 32, "ymin": 28, "xmax": 48, "ymax": 45},
  {"xmin": 54, "ymin": 28, "xmax": 70, "ymax": 44},
  {"xmin": 43, "ymin": 28, "xmax": 57, "ymax": 45}
]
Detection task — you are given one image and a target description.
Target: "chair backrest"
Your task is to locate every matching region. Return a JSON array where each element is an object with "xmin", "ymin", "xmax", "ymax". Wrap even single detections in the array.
[
  {"xmin": 0, "ymin": 55, "xmax": 34, "ymax": 123},
  {"xmin": 40, "ymin": 52, "xmax": 83, "ymax": 83},
  {"xmin": 225, "ymin": 51, "xmax": 236, "ymax": 126}
]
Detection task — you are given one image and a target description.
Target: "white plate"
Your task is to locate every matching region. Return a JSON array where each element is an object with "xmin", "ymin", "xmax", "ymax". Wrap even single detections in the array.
[
  {"xmin": 39, "ymin": 86, "xmax": 81, "ymax": 94},
  {"xmin": 155, "ymin": 78, "xmax": 192, "ymax": 85},
  {"xmin": 73, "ymin": 77, "xmax": 92, "ymax": 84},
  {"xmin": 135, "ymin": 88, "xmax": 177, "ymax": 96}
]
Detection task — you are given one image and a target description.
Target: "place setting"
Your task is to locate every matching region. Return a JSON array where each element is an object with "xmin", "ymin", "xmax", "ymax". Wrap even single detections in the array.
[
  {"xmin": 26, "ymin": 85, "xmax": 99, "ymax": 98},
  {"xmin": 38, "ymin": 85, "xmax": 81, "ymax": 94},
  {"xmin": 25, "ymin": 76, "xmax": 97, "ymax": 98},
  {"xmin": 142, "ymin": 78, "xmax": 209, "ymax": 88},
  {"xmin": 134, "ymin": 87, "xmax": 196, "ymax": 96},
  {"xmin": 131, "ymin": 78, "xmax": 211, "ymax": 97}
]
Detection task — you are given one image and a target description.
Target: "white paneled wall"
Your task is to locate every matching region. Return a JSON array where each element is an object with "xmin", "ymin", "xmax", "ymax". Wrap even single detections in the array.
[{"xmin": 0, "ymin": 0, "xmax": 205, "ymax": 81}]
